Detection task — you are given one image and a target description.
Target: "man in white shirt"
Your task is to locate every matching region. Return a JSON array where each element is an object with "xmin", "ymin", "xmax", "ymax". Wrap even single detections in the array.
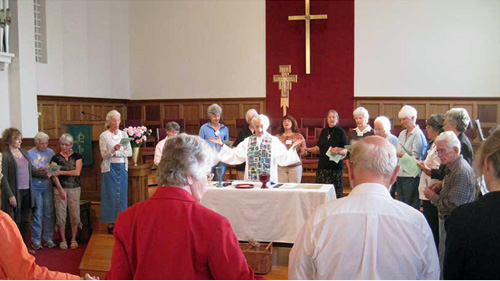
[
  {"xmin": 289, "ymin": 136, "xmax": 439, "ymax": 280},
  {"xmin": 154, "ymin": 122, "xmax": 180, "ymax": 166}
]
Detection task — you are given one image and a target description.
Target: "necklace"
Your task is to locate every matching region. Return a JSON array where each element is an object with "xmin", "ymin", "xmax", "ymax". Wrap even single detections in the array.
[{"xmin": 327, "ymin": 127, "xmax": 334, "ymax": 140}]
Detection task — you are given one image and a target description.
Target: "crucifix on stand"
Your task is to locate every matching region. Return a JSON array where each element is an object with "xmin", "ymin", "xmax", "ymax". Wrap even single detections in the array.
[
  {"xmin": 273, "ymin": 65, "xmax": 297, "ymax": 116},
  {"xmin": 288, "ymin": 0, "xmax": 327, "ymax": 74}
]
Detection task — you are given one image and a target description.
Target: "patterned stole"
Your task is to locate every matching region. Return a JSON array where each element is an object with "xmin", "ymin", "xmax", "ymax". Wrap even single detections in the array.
[{"xmin": 247, "ymin": 134, "xmax": 272, "ymax": 180}]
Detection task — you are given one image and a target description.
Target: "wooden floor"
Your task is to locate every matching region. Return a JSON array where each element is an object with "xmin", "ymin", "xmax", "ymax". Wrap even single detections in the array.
[{"xmin": 81, "ymin": 204, "xmax": 290, "ymax": 279}]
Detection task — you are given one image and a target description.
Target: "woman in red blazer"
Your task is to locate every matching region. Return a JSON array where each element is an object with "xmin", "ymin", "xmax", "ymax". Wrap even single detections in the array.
[{"xmin": 106, "ymin": 134, "xmax": 263, "ymax": 280}]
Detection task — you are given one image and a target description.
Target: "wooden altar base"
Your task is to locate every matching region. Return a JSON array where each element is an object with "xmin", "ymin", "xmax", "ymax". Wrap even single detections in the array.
[
  {"xmin": 79, "ymin": 234, "xmax": 114, "ymax": 279},
  {"xmin": 79, "ymin": 233, "xmax": 291, "ymax": 279}
]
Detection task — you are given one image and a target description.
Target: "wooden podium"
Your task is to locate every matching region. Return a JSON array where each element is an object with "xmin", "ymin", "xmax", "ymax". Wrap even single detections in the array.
[{"xmin": 128, "ymin": 163, "xmax": 153, "ymax": 206}]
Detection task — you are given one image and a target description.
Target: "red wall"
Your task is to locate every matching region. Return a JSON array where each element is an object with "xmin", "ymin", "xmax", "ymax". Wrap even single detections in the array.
[{"xmin": 266, "ymin": 0, "xmax": 354, "ymax": 121}]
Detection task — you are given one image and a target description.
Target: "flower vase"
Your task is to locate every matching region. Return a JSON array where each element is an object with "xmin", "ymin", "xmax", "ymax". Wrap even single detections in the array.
[{"xmin": 132, "ymin": 147, "xmax": 140, "ymax": 166}]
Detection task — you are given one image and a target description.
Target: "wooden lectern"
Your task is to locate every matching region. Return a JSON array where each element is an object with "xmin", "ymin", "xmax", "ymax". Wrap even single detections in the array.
[{"xmin": 128, "ymin": 163, "xmax": 153, "ymax": 206}]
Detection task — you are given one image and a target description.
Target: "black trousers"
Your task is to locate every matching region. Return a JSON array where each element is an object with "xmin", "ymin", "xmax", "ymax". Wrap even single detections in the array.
[
  {"xmin": 15, "ymin": 189, "xmax": 33, "ymax": 246},
  {"xmin": 422, "ymin": 199, "xmax": 439, "ymax": 249}
]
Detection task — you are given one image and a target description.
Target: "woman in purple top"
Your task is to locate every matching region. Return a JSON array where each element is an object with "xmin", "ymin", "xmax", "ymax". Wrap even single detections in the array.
[{"xmin": 1, "ymin": 128, "xmax": 48, "ymax": 253}]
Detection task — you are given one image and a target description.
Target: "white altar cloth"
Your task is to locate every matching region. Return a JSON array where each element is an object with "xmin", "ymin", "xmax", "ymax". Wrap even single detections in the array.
[{"xmin": 201, "ymin": 182, "xmax": 335, "ymax": 243}]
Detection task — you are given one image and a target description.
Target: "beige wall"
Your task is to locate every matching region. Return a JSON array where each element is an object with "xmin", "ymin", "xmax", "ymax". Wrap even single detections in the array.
[
  {"xmin": 128, "ymin": 0, "xmax": 266, "ymax": 99},
  {"xmin": 355, "ymin": 0, "xmax": 500, "ymax": 97}
]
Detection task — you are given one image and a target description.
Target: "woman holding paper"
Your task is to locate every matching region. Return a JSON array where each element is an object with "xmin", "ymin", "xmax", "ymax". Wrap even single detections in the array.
[
  {"xmin": 305, "ymin": 110, "xmax": 347, "ymax": 199},
  {"xmin": 50, "ymin": 133, "xmax": 83, "ymax": 250},
  {"xmin": 99, "ymin": 110, "xmax": 132, "ymax": 234},
  {"xmin": 416, "ymin": 114, "xmax": 445, "ymax": 248},
  {"xmin": 1, "ymin": 127, "xmax": 48, "ymax": 253},
  {"xmin": 393, "ymin": 105, "xmax": 428, "ymax": 210}
]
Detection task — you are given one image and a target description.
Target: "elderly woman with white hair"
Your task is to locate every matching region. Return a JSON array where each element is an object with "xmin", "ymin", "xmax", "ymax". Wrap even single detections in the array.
[
  {"xmin": 106, "ymin": 134, "xmax": 260, "ymax": 279},
  {"xmin": 373, "ymin": 116, "xmax": 398, "ymax": 148},
  {"xmin": 393, "ymin": 105, "xmax": 428, "ymax": 209},
  {"xmin": 99, "ymin": 110, "xmax": 132, "ymax": 234},
  {"xmin": 50, "ymin": 133, "xmax": 83, "ymax": 250},
  {"xmin": 348, "ymin": 107, "xmax": 375, "ymax": 143},
  {"xmin": 28, "ymin": 132, "xmax": 56, "ymax": 250},
  {"xmin": 234, "ymin": 109, "xmax": 259, "ymax": 180},
  {"xmin": 199, "ymin": 103, "xmax": 229, "ymax": 182},
  {"xmin": 210, "ymin": 114, "xmax": 303, "ymax": 184}
]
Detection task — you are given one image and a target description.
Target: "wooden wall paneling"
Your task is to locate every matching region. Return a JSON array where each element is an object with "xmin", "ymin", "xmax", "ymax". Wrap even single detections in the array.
[
  {"xmin": 162, "ymin": 105, "xmax": 180, "ymax": 120},
  {"xmin": 145, "ymin": 105, "xmax": 160, "ymax": 123},
  {"xmin": 359, "ymin": 103, "xmax": 380, "ymax": 118},
  {"xmin": 183, "ymin": 104, "xmax": 201, "ymax": 134},
  {"xmin": 429, "ymin": 104, "xmax": 450, "ymax": 116},
  {"xmin": 127, "ymin": 105, "xmax": 142, "ymax": 120},
  {"xmin": 93, "ymin": 105, "xmax": 105, "ymax": 120},
  {"xmin": 477, "ymin": 104, "xmax": 497, "ymax": 123},
  {"xmin": 82, "ymin": 105, "xmax": 92, "ymax": 121}
]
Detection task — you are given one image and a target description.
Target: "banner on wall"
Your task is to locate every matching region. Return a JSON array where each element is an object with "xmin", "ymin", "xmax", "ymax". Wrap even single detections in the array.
[{"xmin": 66, "ymin": 124, "xmax": 93, "ymax": 166}]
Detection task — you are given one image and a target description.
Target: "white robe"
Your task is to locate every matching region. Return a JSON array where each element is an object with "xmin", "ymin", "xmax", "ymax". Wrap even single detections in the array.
[{"xmin": 218, "ymin": 132, "xmax": 300, "ymax": 184}]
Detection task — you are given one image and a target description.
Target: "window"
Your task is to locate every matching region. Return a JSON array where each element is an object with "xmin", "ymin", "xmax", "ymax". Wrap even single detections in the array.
[{"xmin": 33, "ymin": 0, "xmax": 47, "ymax": 63}]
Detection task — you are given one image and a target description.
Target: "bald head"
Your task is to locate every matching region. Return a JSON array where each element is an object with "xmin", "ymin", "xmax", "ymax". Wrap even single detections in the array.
[{"xmin": 348, "ymin": 135, "xmax": 399, "ymax": 188}]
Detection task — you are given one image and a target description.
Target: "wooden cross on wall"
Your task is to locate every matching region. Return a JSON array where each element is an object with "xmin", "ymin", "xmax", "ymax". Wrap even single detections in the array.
[
  {"xmin": 273, "ymin": 65, "xmax": 297, "ymax": 116},
  {"xmin": 288, "ymin": 0, "xmax": 327, "ymax": 74}
]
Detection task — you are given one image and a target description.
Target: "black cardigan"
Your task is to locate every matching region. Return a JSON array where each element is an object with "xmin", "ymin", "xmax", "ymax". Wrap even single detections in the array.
[{"xmin": 1, "ymin": 148, "xmax": 47, "ymax": 213}]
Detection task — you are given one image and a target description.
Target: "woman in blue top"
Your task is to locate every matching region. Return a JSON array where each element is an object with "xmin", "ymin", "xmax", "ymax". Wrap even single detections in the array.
[{"xmin": 199, "ymin": 104, "xmax": 229, "ymax": 182}]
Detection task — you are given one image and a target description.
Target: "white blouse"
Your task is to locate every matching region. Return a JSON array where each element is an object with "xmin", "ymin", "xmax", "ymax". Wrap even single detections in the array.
[{"xmin": 99, "ymin": 129, "xmax": 132, "ymax": 173}]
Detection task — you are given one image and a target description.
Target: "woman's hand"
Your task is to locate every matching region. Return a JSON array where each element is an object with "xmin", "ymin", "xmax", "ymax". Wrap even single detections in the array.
[
  {"xmin": 60, "ymin": 190, "xmax": 67, "ymax": 200},
  {"xmin": 291, "ymin": 139, "xmax": 304, "ymax": 149},
  {"xmin": 114, "ymin": 144, "xmax": 121, "ymax": 151},
  {"xmin": 209, "ymin": 136, "xmax": 223, "ymax": 146},
  {"xmin": 83, "ymin": 273, "xmax": 99, "ymax": 280},
  {"xmin": 417, "ymin": 160, "xmax": 431, "ymax": 176},
  {"xmin": 9, "ymin": 196, "xmax": 17, "ymax": 208}
]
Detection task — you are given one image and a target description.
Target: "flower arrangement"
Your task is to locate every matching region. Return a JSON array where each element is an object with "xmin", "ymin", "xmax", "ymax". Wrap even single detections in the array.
[{"xmin": 123, "ymin": 126, "xmax": 152, "ymax": 148}]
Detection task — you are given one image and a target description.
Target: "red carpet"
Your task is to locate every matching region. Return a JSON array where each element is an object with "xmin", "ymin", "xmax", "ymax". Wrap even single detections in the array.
[{"xmin": 32, "ymin": 243, "xmax": 87, "ymax": 276}]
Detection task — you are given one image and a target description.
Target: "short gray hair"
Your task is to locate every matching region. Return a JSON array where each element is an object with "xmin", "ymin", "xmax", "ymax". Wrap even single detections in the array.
[
  {"xmin": 326, "ymin": 110, "xmax": 339, "ymax": 123},
  {"xmin": 59, "ymin": 133, "xmax": 74, "ymax": 145},
  {"xmin": 34, "ymin": 132, "xmax": 50, "ymax": 144},
  {"xmin": 398, "ymin": 105, "xmax": 418, "ymax": 121},
  {"xmin": 165, "ymin": 121, "xmax": 180, "ymax": 132},
  {"xmin": 157, "ymin": 134, "xmax": 216, "ymax": 186},
  {"xmin": 374, "ymin": 116, "xmax": 392, "ymax": 133},
  {"xmin": 350, "ymin": 136, "xmax": 397, "ymax": 177},
  {"xmin": 353, "ymin": 107, "xmax": 369, "ymax": 124},
  {"xmin": 207, "ymin": 104, "xmax": 222, "ymax": 117},
  {"xmin": 245, "ymin": 109, "xmax": 259, "ymax": 123},
  {"xmin": 435, "ymin": 131, "xmax": 461, "ymax": 153},
  {"xmin": 426, "ymin": 114, "xmax": 445, "ymax": 133},
  {"xmin": 105, "ymin": 110, "xmax": 121, "ymax": 128},
  {"xmin": 445, "ymin": 108, "xmax": 470, "ymax": 133},
  {"xmin": 251, "ymin": 114, "xmax": 270, "ymax": 132}
]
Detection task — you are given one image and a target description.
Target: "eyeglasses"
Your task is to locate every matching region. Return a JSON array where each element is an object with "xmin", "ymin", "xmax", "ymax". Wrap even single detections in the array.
[{"xmin": 206, "ymin": 173, "xmax": 214, "ymax": 181}]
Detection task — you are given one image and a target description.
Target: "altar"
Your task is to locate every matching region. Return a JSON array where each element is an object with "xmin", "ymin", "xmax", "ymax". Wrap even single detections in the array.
[{"xmin": 201, "ymin": 182, "xmax": 335, "ymax": 243}]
